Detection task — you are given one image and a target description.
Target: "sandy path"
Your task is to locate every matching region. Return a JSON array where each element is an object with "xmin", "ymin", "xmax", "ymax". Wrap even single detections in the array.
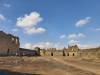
[
  {"xmin": 0, "ymin": 57, "xmax": 99, "ymax": 75},
  {"xmin": 37, "ymin": 57, "xmax": 98, "ymax": 75},
  {"xmin": 50, "ymin": 57, "xmax": 100, "ymax": 75}
]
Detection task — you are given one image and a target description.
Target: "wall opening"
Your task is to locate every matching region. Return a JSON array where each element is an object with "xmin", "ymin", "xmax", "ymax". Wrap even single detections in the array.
[
  {"xmin": 73, "ymin": 53, "xmax": 75, "ymax": 56},
  {"xmin": 67, "ymin": 53, "xmax": 69, "ymax": 56},
  {"xmin": 63, "ymin": 51, "xmax": 66, "ymax": 56},
  {"xmin": 43, "ymin": 50, "xmax": 46, "ymax": 55},
  {"xmin": 51, "ymin": 52, "xmax": 53, "ymax": 56},
  {"xmin": 7, "ymin": 49, "xmax": 10, "ymax": 55}
]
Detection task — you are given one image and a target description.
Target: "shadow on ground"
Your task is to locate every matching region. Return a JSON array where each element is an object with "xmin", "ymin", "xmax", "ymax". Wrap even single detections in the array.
[{"xmin": 0, "ymin": 69, "xmax": 41, "ymax": 75}]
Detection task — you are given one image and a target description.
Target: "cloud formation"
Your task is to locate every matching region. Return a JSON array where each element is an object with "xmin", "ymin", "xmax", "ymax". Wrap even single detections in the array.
[
  {"xmin": 24, "ymin": 42, "xmax": 55, "ymax": 49},
  {"xmin": 3, "ymin": 3, "xmax": 11, "ymax": 8},
  {"xmin": 60, "ymin": 34, "xmax": 66, "ymax": 39},
  {"xmin": 17, "ymin": 12, "xmax": 43, "ymax": 28},
  {"xmin": 25, "ymin": 27, "xmax": 46, "ymax": 34},
  {"xmin": 68, "ymin": 39, "xmax": 79, "ymax": 45},
  {"xmin": 67, "ymin": 33, "xmax": 86, "ymax": 39},
  {"xmin": 91, "ymin": 27, "xmax": 100, "ymax": 32},
  {"xmin": 77, "ymin": 43, "xmax": 100, "ymax": 49},
  {"xmin": 75, "ymin": 17, "xmax": 91, "ymax": 27},
  {"xmin": 23, "ymin": 42, "xmax": 64, "ymax": 49},
  {"xmin": 67, "ymin": 33, "xmax": 86, "ymax": 46},
  {"xmin": 11, "ymin": 28, "xmax": 19, "ymax": 32},
  {"xmin": 0, "ymin": 14, "xmax": 6, "ymax": 21},
  {"xmin": 16, "ymin": 12, "xmax": 46, "ymax": 34}
]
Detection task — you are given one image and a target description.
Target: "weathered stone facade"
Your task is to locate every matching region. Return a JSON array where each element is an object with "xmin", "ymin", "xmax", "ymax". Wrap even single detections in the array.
[
  {"xmin": 0, "ymin": 31, "xmax": 20, "ymax": 56},
  {"xmin": 65, "ymin": 45, "xmax": 80, "ymax": 57},
  {"xmin": 40, "ymin": 45, "xmax": 80, "ymax": 57},
  {"xmin": 0, "ymin": 31, "xmax": 100, "ymax": 59},
  {"xmin": 0, "ymin": 31, "xmax": 42, "ymax": 56},
  {"xmin": 40, "ymin": 45, "xmax": 100, "ymax": 59},
  {"xmin": 19, "ymin": 48, "xmax": 38, "ymax": 56}
]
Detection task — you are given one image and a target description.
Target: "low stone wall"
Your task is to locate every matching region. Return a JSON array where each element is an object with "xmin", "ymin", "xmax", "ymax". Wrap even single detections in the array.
[{"xmin": 40, "ymin": 50, "xmax": 80, "ymax": 57}]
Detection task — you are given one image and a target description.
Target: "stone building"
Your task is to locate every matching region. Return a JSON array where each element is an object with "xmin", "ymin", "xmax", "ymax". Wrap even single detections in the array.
[
  {"xmin": 65, "ymin": 45, "xmax": 80, "ymax": 56},
  {"xmin": 19, "ymin": 48, "xmax": 38, "ymax": 56},
  {"xmin": 40, "ymin": 45, "xmax": 80, "ymax": 56},
  {"xmin": 0, "ymin": 31, "xmax": 20, "ymax": 56},
  {"xmin": 0, "ymin": 31, "xmax": 42, "ymax": 56},
  {"xmin": 34, "ymin": 47, "xmax": 41, "ymax": 56}
]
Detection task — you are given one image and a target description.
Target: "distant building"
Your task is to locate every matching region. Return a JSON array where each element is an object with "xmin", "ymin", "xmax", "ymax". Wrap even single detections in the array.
[
  {"xmin": 19, "ymin": 48, "xmax": 38, "ymax": 56},
  {"xmin": 66, "ymin": 45, "xmax": 80, "ymax": 56},
  {"xmin": 0, "ymin": 31, "xmax": 20, "ymax": 56},
  {"xmin": 40, "ymin": 45, "xmax": 80, "ymax": 57}
]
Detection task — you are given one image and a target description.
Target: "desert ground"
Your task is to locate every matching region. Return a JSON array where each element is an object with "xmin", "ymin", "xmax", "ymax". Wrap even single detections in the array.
[{"xmin": 0, "ymin": 56, "xmax": 100, "ymax": 75}]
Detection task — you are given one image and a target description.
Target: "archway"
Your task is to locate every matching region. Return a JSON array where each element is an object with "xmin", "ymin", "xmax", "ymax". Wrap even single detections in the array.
[
  {"xmin": 7, "ymin": 49, "xmax": 10, "ymax": 55},
  {"xmin": 73, "ymin": 53, "xmax": 75, "ymax": 56},
  {"xmin": 67, "ymin": 53, "xmax": 69, "ymax": 56},
  {"xmin": 51, "ymin": 52, "xmax": 53, "ymax": 56},
  {"xmin": 63, "ymin": 50, "xmax": 66, "ymax": 56}
]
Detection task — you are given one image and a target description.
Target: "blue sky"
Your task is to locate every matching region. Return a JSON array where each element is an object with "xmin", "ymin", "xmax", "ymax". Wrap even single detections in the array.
[{"xmin": 0, "ymin": 0, "xmax": 100, "ymax": 49}]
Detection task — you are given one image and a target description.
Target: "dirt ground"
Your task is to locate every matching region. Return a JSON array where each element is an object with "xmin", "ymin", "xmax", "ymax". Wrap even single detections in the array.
[{"xmin": 0, "ymin": 56, "xmax": 100, "ymax": 75}]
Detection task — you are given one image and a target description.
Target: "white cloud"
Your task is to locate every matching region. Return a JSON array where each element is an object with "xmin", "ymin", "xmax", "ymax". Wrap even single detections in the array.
[
  {"xmin": 68, "ymin": 34, "xmax": 77, "ymax": 39},
  {"xmin": 67, "ymin": 41, "xmax": 99, "ymax": 49},
  {"xmin": 16, "ymin": 12, "xmax": 46, "ymax": 34},
  {"xmin": 3, "ymin": 3, "xmax": 11, "ymax": 8},
  {"xmin": 68, "ymin": 33, "xmax": 86, "ymax": 39},
  {"xmin": 12, "ymin": 28, "xmax": 19, "ymax": 32},
  {"xmin": 75, "ymin": 17, "xmax": 91, "ymax": 27},
  {"xmin": 78, "ymin": 33, "xmax": 86, "ymax": 38},
  {"xmin": 77, "ymin": 44, "xmax": 100, "ymax": 49},
  {"xmin": 91, "ymin": 27, "xmax": 100, "ymax": 32},
  {"xmin": 16, "ymin": 12, "xmax": 43, "ymax": 28},
  {"xmin": 0, "ymin": 14, "xmax": 6, "ymax": 21},
  {"xmin": 24, "ymin": 42, "xmax": 54, "ymax": 49},
  {"xmin": 67, "ymin": 33, "xmax": 86, "ymax": 46},
  {"xmin": 60, "ymin": 34, "xmax": 66, "ymax": 39},
  {"xmin": 95, "ymin": 28, "xmax": 100, "ymax": 31},
  {"xmin": 23, "ymin": 42, "xmax": 64, "ymax": 50},
  {"xmin": 25, "ymin": 27, "xmax": 46, "ymax": 34},
  {"xmin": 23, "ymin": 42, "xmax": 100, "ymax": 50},
  {"xmin": 68, "ymin": 39, "xmax": 79, "ymax": 45}
]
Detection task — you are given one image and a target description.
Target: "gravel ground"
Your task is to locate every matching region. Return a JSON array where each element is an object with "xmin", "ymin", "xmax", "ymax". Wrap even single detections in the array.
[{"xmin": 0, "ymin": 57, "xmax": 99, "ymax": 75}]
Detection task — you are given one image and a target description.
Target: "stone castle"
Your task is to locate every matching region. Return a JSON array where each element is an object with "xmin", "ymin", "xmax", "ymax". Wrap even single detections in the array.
[{"xmin": 0, "ymin": 31, "xmax": 100, "ymax": 59}]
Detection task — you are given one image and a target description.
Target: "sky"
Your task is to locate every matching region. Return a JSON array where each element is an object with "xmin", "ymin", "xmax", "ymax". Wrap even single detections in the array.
[{"xmin": 0, "ymin": 0, "xmax": 100, "ymax": 49}]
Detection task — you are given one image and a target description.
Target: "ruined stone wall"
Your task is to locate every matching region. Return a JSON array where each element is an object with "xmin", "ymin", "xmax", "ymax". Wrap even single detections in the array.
[
  {"xmin": 79, "ymin": 48, "xmax": 100, "ymax": 59},
  {"xmin": 65, "ymin": 51, "xmax": 80, "ymax": 57},
  {"xmin": 40, "ymin": 49, "xmax": 80, "ymax": 57},
  {"xmin": 0, "ymin": 31, "xmax": 20, "ymax": 55}
]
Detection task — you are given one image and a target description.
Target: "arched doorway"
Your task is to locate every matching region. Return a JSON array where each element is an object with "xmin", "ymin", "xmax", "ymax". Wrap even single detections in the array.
[
  {"xmin": 7, "ymin": 49, "xmax": 10, "ymax": 55},
  {"xmin": 51, "ymin": 52, "xmax": 53, "ymax": 56},
  {"xmin": 63, "ymin": 50, "xmax": 66, "ymax": 56},
  {"xmin": 73, "ymin": 53, "xmax": 75, "ymax": 56},
  {"xmin": 67, "ymin": 53, "xmax": 69, "ymax": 56}
]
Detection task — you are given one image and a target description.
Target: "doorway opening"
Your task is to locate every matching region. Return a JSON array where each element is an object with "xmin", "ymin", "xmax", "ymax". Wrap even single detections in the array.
[
  {"xmin": 7, "ymin": 49, "xmax": 10, "ymax": 55},
  {"xmin": 73, "ymin": 53, "xmax": 75, "ymax": 56},
  {"xmin": 67, "ymin": 53, "xmax": 69, "ymax": 56},
  {"xmin": 51, "ymin": 52, "xmax": 53, "ymax": 56}
]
